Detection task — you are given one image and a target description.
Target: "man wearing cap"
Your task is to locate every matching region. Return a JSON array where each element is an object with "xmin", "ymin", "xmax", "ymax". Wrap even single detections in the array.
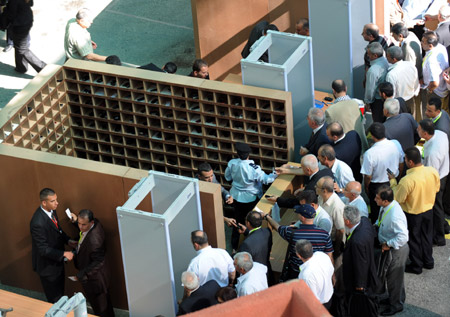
[
  {"xmin": 265, "ymin": 204, "xmax": 333, "ymax": 280},
  {"xmin": 225, "ymin": 142, "xmax": 277, "ymax": 251},
  {"xmin": 64, "ymin": 8, "xmax": 108, "ymax": 62}
]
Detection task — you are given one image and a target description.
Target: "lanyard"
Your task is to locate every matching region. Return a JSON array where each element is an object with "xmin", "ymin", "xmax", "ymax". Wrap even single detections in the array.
[
  {"xmin": 50, "ymin": 213, "xmax": 59, "ymax": 229},
  {"xmin": 433, "ymin": 112, "xmax": 442, "ymax": 124},
  {"xmin": 347, "ymin": 229, "xmax": 354, "ymax": 241},
  {"xmin": 422, "ymin": 50, "xmax": 433, "ymax": 68},
  {"xmin": 378, "ymin": 204, "xmax": 394, "ymax": 227},
  {"xmin": 249, "ymin": 226, "xmax": 261, "ymax": 234}
]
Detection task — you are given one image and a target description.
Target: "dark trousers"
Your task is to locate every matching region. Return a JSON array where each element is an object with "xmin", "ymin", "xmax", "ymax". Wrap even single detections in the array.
[
  {"xmin": 231, "ymin": 199, "xmax": 257, "ymax": 249},
  {"xmin": 384, "ymin": 244, "xmax": 409, "ymax": 311},
  {"xmin": 368, "ymin": 182, "xmax": 389, "ymax": 224},
  {"xmin": 406, "ymin": 209, "xmax": 434, "ymax": 273},
  {"xmin": 444, "ymin": 175, "xmax": 450, "ymax": 216},
  {"xmin": 433, "ymin": 176, "xmax": 447, "ymax": 245},
  {"xmin": 6, "ymin": 26, "xmax": 13, "ymax": 46},
  {"xmin": 39, "ymin": 271, "xmax": 65, "ymax": 303},
  {"xmin": 11, "ymin": 24, "xmax": 46, "ymax": 73},
  {"xmin": 370, "ymin": 98, "xmax": 385, "ymax": 123},
  {"xmin": 83, "ymin": 284, "xmax": 115, "ymax": 317}
]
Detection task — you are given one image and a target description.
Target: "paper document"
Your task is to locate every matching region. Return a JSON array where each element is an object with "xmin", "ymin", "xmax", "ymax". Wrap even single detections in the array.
[{"xmin": 65, "ymin": 208, "xmax": 72, "ymax": 220}]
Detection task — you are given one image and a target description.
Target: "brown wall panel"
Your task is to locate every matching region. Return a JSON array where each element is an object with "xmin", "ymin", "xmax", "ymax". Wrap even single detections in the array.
[{"xmin": 0, "ymin": 145, "xmax": 222, "ymax": 310}]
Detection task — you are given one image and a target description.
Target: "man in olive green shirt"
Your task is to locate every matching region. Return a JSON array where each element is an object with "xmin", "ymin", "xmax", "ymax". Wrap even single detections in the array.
[
  {"xmin": 64, "ymin": 8, "xmax": 107, "ymax": 62},
  {"xmin": 389, "ymin": 147, "xmax": 440, "ymax": 274}
]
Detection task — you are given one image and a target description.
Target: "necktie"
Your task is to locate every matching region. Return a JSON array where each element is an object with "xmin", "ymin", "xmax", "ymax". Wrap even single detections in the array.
[{"xmin": 51, "ymin": 212, "xmax": 59, "ymax": 229}]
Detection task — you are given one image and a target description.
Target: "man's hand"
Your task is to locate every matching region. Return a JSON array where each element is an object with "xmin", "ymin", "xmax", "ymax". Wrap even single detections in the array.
[
  {"xmin": 387, "ymin": 171, "xmax": 395, "ymax": 181},
  {"xmin": 293, "ymin": 186, "xmax": 305, "ymax": 196},
  {"xmin": 266, "ymin": 195, "xmax": 278, "ymax": 203},
  {"xmin": 68, "ymin": 239, "xmax": 78, "ymax": 249},
  {"xmin": 381, "ymin": 243, "xmax": 390, "ymax": 252},
  {"xmin": 226, "ymin": 196, "xmax": 234, "ymax": 204},
  {"xmin": 224, "ymin": 217, "xmax": 237, "ymax": 227},
  {"xmin": 275, "ymin": 167, "xmax": 289, "ymax": 175},
  {"xmin": 237, "ymin": 224, "xmax": 247, "ymax": 234},
  {"xmin": 70, "ymin": 213, "xmax": 77, "ymax": 223},
  {"xmin": 91, "ymin": 41, "xmax": 97, "ymax": 49},
  {"xmin": 299, "ymin": 146, "xmax": 309, "ymax": 156},
  {"xmin": 333, "ymin": 183, "xmax": 341, "ymax": 193},
  {"xmin": 64, "ymin": 251, "xmax": 74, "ymax": 261}
]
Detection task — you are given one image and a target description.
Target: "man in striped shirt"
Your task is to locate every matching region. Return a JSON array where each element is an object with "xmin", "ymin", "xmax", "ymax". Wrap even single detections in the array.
[{"xmin": 265, "ymin": 204, "xmax": 333, "ymax": 280}]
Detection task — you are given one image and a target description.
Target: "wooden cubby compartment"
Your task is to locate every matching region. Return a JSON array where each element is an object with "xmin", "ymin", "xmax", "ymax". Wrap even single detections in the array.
[{"xmin": 0, "ymin": 60, "xmax": 293, "ymax": 187}]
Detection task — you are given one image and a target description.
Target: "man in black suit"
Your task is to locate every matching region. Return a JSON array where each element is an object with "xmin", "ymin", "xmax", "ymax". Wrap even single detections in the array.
[
  {"xmin": 238, "ymin": 211, "xmax": 273, "ymax": 284},
  {"xmin": 241, "ymin": 20, "xmax": 269, "ymax": 59},
  {"xmin": 178, "ymin": 271, "xmax": 220, "ymax": 315},
  {"xmin": 30, "ymin": 188, "xmax": 76, "ymax": 303},
  {"xmin": 300, "ymin": 107, "xmax": 331, "ymax": 157},
  {"xmin": 72, "ymin": 209, "xmax": 114, "ymax": 317},
  {"xmin": 277, "ymin": 154, "xmax": 333, "ymax": 193},
  {"xmin": 327, "ymin": 122, "xmax": 362, "ymax": 182},
  {"xmin": 343, "ymin": 205, "xmax": 379, "ymax": 316}
]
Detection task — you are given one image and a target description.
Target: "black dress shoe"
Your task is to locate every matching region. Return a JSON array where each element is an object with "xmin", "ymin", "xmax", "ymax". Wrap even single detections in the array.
[
  {"xmin": 3, "ymin": 45, "xmax": 13, "ymax": 52},
  {"xmin": 405, "ymin": 265, "xmax": 422, "ymax": 274},
  {"xmin": 423, "ymin": 264, "xmax": 434, "ymax": 270},
  {"xmin": 14, "ymin": 68, "xmax": 27, "ymax": 74},
  {"xmin": 380, "ymin": 307, "xmax": 403, "ymax": 316}
]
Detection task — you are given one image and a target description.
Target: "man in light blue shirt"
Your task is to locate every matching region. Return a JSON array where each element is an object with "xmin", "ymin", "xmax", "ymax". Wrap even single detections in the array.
[
  {"xmin": 374, "ymin": 185, "xmax": 409, "ymax": 316},
  {"xmin": 225, "ymin": 142, "xmax": 277, "ymax": 250}
]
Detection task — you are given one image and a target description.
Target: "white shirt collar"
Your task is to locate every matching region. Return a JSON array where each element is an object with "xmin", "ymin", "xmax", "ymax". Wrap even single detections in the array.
[{"xmin": 313, "ymin": 124, "xmax": 324, "ymax": 134}]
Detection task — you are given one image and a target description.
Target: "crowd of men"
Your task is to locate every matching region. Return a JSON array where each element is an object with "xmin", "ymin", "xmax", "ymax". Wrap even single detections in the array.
[{"xmin": 24, "ymin": 2, "xmax": 450, "ymax": 317}]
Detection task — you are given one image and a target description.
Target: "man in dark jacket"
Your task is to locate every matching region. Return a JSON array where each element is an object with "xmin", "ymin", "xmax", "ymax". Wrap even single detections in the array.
[
  {"xmin": 178, "ymin": 271, "xmax": 219, "ymax": 315},
  {"xmin": 73, "ymin": 209, "xmax": 114, "ymax": 316}
]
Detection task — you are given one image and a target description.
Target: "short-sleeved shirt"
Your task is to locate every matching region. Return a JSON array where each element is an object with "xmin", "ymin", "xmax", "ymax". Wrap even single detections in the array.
[
  {"xmin": 64, "ymin": 18, "xmax": 93, "ymax": 60},
  {"xmin": 299, "ymin": 251, "xmax": 334, "ymax": 304},
  {"xmin": 318, "ymin": 193, "xmax": 346, "ymax": 243},
  {"xmin": 187, "ymin": 246, "xmax": 235, "ymax": 287},
  {"xmin": 423, "ymin": 130, "xmax": 449, "ymax": 179},
  {"xmin": 361, "ymin": 139, "xmax": 403, "ymax": 182},
  {"xmin": 278, "ymin": 224, "xmax": 333, "ymax": 273},
  {"xmin": 422, "ymin": 44, "xmax": 449, "ymax": 98}
]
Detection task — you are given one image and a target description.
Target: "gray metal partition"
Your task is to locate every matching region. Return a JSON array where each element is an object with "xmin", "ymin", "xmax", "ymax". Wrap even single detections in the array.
[
  {"xmin": 241, "ymin": 31, "xmax": 314, "ymax": 162},
  {"xmin": 309, "ymin": 0, "xmax": 374, "ymax": 98},
  {"xmin": 117, "ymin": 171, "xmax": 203, "ymax": 317}
]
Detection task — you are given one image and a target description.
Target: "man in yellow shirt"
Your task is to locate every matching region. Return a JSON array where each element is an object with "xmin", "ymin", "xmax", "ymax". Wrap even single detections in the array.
[{"xmin": 389, "ymin": 147, "xmax": 440, "ymax": 275}]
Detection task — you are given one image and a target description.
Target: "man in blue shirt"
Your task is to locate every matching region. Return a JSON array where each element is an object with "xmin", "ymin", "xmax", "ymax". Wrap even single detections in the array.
[
  {"xmin": 374, "ymin": 185, "xmax": 409, "ymax": 316},
  {"xmin": 225, "ymin": 142, "xmax": 277, "ymax": 251}
]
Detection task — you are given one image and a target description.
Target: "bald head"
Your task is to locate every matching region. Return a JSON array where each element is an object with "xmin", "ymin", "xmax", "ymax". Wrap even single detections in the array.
[
  {"xmin": 301, "ymin": 154, "xmax": 319, "ymax": 176},
  {"xmin": 344, "ymin": 181, "xmax": 362, "ymax": 202},
  {"xmin": 362, "ymin": 23, "xmax": 379, "ymax": 42},
  {"xmin": 439, "ymin": 5, "xmax": 450, "ymax": 22}
]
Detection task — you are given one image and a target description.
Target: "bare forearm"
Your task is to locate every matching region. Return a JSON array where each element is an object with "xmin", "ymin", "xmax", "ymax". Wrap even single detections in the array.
[{"xmin": 84, "ymin": 53, "xmax": 107, "ymax": 62}]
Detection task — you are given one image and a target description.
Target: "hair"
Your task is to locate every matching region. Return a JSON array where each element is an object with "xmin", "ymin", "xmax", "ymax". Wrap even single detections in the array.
[
  {"xmin": 318, "ymin": 144, "xmax": 336, "ymax": 161},
  {"xmin": 216, "ymin": 287, "xmax": 237, "ymax": 302},
  {"xmin": 404, "ymin": 147, "xmax": 422, "ymax": 165},
  {"xmin": 79, "ymin": 209, "xmax": 94, "ymax": 222},
  {"xmin": 321, "ymin": 176, "xmax": 334, "ymax": 193},
  {"xmin": 343, "ymin": 205, "xmax": 361, "ymax": 225},
  {"xmin": 181, "ymin": 271, "xmax": 199, "ymax": 290},
  {"xmin": 40, "ymin": 188, "xmax": 56, "ymax": 201},
  {"xmin": 428, "ymin": 97, "xmax": 442, "ymax": 111},
  {"xmin": 367, "ymin": 42, "xmax": 384, "ymax": 57},
  {"xmin": 346, "ymin": 181, "xmax": 362, "ymax": 196},
  {"xmin": 238, "ymin": 152, "xmax": 249, "ymax": 160},
  {"xmin": 369, "ymin": 122, "xmax": 386, "ymax": 140},
  {"xmin": 440, "ymin": 5, "xmax": 450, "ymax": 20},
  {"xmin": 331, "ymin": 79, "xmax": 346, "ymax": 93},
  {"xmin": 419, "ymin": 119, "xmax": 435, "ymax": 135},
  {"xmin": 163, "ymin": 62, "xmax": 177, "ymax": 74},
  {"xmin": 295, "ymin": 239, "xmax": 313, "ymax": 259},
  {"xmin": 106, "ymin": 55, "xmax": 122, "ymax": 65},
  {"xmin": 377, "ymin": 185, "xmax": 393, "ymax": 202},
  {"xmin": 191, "ymin": 230, "xmax": 208, "ymax": 245},
  {"xmin": 384, "ymin": 98, "xmax": 400, "ymax": 116},
  {"xmin": 422, "ymin": 31, "xmax": 439, "ymax": 47},
  {"xmin": 234, "ymin": 252, "xmax": 253, "ymax": 273},
  {"xmin": 391, "ymin": 22, "xmax": 408, "ymax": 38},
  {"xmin": 296, "ymin": 18, "xmax": 309, "ymax": 26},
  {"xmin": 76, "ymin": 8, "xmax": 91, "ymax": 21},
  {"xmin": 301, "ymin": 154, "xmax": 319, "ymax": 170},
  {"xmin": 264, "ymin": 24, "xmax": 279, "ymax": 34},
  {"xmin": 198, "ymin": 162, "xmax": 212, "ymax": 173},
  {"xmin": 307, "ymin": 107, "xmax": 325, "ymax": 125},
  {"xmin": 387, "ymin": 46, "xmax": 403, "ymax": 61},
  {"xmin": 379, "ymin": 82, "xmax": 394, "ymax": 97},
  {"xmin": 246, "ymin": 211, "xmax": 263, "ymax": 228},
  {"xmin": 296, "ymin": 190, "xmax": 318, "ymax": 205},
  {"xmin": 192, "ymin": 59, "xmax": 208, "ymax": 72},
  {"xmin": 364, "ymin": 23, "xmax": 379, "ymax": 38},
  {"xmin": 327, "ymin": 121, "xmax": 344, "ymax": 138}
]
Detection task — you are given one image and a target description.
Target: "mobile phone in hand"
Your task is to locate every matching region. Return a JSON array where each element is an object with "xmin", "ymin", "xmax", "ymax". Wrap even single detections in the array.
[{"xmin": 386, "ymin": 168, "xmax": 394, "ymax": 175}]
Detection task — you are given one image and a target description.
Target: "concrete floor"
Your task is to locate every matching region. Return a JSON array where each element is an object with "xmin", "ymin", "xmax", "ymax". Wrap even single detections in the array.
[
  {"xmin": 1, "ymin": 1, "xmax": 450, "ymax": 316},
  {"xmin": 0, "ymin": 0, "xmax": 195, "ymax": 108}
]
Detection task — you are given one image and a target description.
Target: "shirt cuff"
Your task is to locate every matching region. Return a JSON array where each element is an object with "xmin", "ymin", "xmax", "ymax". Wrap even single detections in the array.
[{"xmin": 389, "ymin": 178, "xmax": 397, "ymax": 187}]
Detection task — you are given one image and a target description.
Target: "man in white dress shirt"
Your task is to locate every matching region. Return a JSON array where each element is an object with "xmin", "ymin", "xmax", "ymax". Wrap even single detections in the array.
[
  {"xmin": 187, "ymin": 230, "xmax": 236, "ymax": 287},
  {"xmin": 418, "ymin": 119, "xmax": 449, "ymax": 246},
  {"xmin": 317, "ymin": 144, "xmax": 355, "ymax": 194},
  {"xmin": 296, "ymin": 239, "xmax": 334, "ymax": 309},
  {"xmin": 374, "ymin": 185, "xmax": 409, "ymax": 316},
  {"xmin": 341, "ymin": 181, "xmax": 369, "ymax": 218},
  {"xmin": 361, "ymin": 123, "xmax": 404, "ymax": 223},
  {"xmin": 233, "ymin": 252, "xmax": 268, "ymax": 297}
]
